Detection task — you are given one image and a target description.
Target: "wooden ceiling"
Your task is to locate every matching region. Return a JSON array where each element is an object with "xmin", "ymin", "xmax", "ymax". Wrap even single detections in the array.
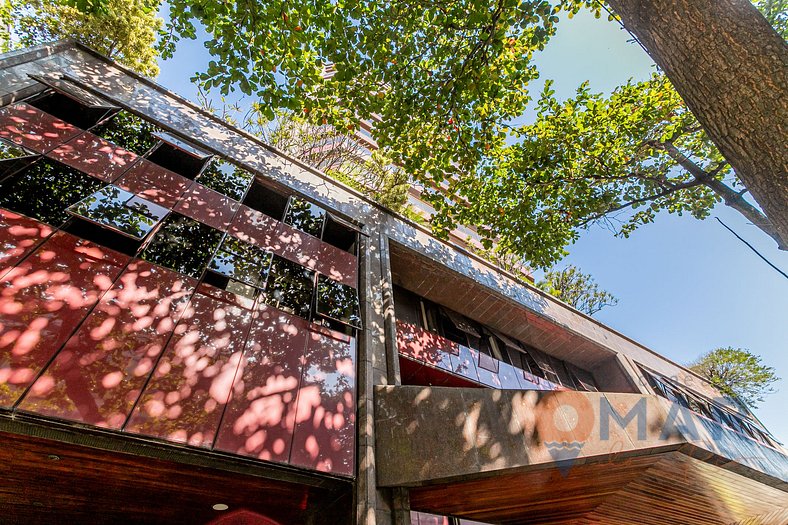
[
  {"xmin": 388, "ymin": 242, "xmax": 615, "ymax": 371},
  {"xmin": 0, "ymin": 431, "xmax": 350, "ymax": 525},
  {"xmin": 409, "ymin": 451, "xmax": 788, "ymax": 525}
]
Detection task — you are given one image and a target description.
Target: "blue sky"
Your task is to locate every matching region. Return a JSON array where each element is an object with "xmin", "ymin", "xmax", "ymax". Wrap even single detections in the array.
[{"xmin": 155, "ymin": 10, "xmax": 788, "ymax": 442}]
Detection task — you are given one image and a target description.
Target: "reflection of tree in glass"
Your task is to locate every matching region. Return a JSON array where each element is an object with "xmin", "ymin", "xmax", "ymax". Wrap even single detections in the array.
[
  {"xmin": 69, "ymin": 185, "xmax": 161, "ymax": 239},
  {"xmin": 208, "ymin": 236, "xmax": 272, "ymax": 288},
  {"xmin": 0, "ymin": 159, "xmax": 104, "ymax": 226},
  {"xmin": 316, "ymin": 276, "xmax": 360, "ymax": 328},
  {"xmin": 262, "ymin": 256, "xmax": 314, "ymax": 319},
  {"xmin": 284, "ymin": 197, "xmax": 325, "ymax": 237},
  {"xmin": 127, "ymin": 293, "xmax": 253, "ymax": 447},
  {"xmin": 140, "ymin": 214, "xmax": 223, "ymax": 279},
  {"xmin": 0, "ymin": 139, "xmax": 37, "ymax": 179},
  {"xmin": 91, "ymin": 110, "xmax": 162, "ymax": 155},
  {"xmin": 294, "ymin": 333, "xmax": 355, "ymax": 473},
  {"xmin": 197, "ymin": 158, "xmax": 254, "ymax": 201},
  {"xmin": 0, "ymin": 139, "xmax": 32, "ymax": 160}
]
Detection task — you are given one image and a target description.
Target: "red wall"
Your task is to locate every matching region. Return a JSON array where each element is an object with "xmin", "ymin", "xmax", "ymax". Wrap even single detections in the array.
[{"xmin": 0, "ymin": 103, "xmax": 358, "ymax": 477}]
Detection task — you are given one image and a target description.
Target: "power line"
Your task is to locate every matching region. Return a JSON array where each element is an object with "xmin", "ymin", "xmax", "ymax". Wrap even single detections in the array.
[{"xmin": 715, "ymin": 217, "xmax": 788, "ymax": 280}]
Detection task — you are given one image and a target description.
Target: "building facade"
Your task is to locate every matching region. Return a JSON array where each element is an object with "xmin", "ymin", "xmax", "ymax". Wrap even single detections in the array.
[{"xmin": 0, "ymin": 41, "xmax": 785, "ymax": 525}]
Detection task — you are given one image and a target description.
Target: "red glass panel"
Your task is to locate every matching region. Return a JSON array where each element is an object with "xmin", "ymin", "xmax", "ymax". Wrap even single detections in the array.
[
  {"xmin": 173, "ymin": 183, "xmax": 240, "ymax": 231},
  {"xmin": 274, "ymin": 222, "xmax": 323, "ymax": 270},
  {"xmin": 289, "ymin": 327, "xmax": 356, "ymax": 476},
  {"xmin": 412, "ymin": 512, "xmax": 451, "ymax": 525},
  {"xmin": 227, "ymin": 205, "xmax": 281, "ymax": 253},
  {"xmin": 396, "ymin": 321, "xmax": 457, "ymax": 372},
  {"xmin": 18, "ymin": 262, "xmax": 196, "ymax": 428},
  {"xmin": 316, "ymin": 242, "xmax": 357, "ymax": 289},
  {"xmin": 0, "ymin": 232, "xmax": 128, "ymax": 407},
  {"xmin": 0, "ymin": 104, "xmax": 82, "ymax": 153},
  {"xmin": 213, "ymin": 306, "xmax": 309, "ymax": 463},
  {"xmin": 125, "ymin": 289, "xmax": 253, "ymax": 447},
  {"xmin": 0, "ymin": 208, "xmax": 53, "ymax": 278},
  {"xmin": 47, "ymin": 131, "xmax": 139, "ymax": 183},
  {"xmin": 116, "ymin": 159, "xmax": 191, "ymax": 208}
]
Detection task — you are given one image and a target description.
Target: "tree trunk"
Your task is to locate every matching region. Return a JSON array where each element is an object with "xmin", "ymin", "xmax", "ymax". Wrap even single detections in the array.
[{"xmin": 605, "ymin": 0, "xmax": 788, "ymax": 248}]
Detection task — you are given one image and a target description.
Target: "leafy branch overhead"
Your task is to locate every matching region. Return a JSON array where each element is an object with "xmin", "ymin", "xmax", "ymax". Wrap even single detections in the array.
[{"xmin": 157, "ymin": 0, "xmax": 786, "ymax": 268}]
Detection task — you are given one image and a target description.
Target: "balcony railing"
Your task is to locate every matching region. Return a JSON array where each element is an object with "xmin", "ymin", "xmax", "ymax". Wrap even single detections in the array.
[{"xmin": 396, "ymin": 320, "xmax": 564, "ymax": 391}]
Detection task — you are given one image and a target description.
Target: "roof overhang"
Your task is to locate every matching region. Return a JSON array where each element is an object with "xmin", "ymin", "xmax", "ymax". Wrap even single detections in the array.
[{"xmin": 375, "ymin": 386, "xmax": 788, "ymax": 524}]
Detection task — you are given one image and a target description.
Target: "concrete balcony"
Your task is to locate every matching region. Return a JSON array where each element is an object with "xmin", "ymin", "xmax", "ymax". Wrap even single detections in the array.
[{"xmin": 375, "ymin": 386, "xmax": 788, "ymax": 525}]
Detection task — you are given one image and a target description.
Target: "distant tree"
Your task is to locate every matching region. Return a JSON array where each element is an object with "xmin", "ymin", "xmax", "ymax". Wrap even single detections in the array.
[
  {"xmin": 0, "ymin": 0, "xmax": 162, "ymax": 77},
  {"xmin": 536, "ymin": 265, "xmax": 617, "ymax": 315},
  {"xmin": 690, "ymin": 347, "xmax": 779, "ymax": 408}
]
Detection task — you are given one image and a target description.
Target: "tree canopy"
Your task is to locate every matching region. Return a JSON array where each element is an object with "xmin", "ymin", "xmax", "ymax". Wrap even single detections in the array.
[
  {"xmin": 0, "ymin": 0, "xmax": 162, "ymax": 77},
  {"xmin": 154, "ymin": 0, "xmax": 787, "ymax": 268},
  {"xmin": 690, "ymin": 347, "xmax": 779, "ymax": 408}
]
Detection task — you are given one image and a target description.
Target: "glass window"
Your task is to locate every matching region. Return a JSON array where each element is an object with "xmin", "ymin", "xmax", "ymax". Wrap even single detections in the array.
[
  {"xmin": 392, "ymin": 285, "xmax": 423, "ymax": 327},
  {"xmin": 208, "ymin": 236, "xmax": 272, "ymax": 288},
  {"xmin": 140, "ymin": 213, "xmax": 224, "ymax": 279},
  {"xmin": 0, "ymin": 158, "xmax": 104, "ymax": 226},
  {"xmin": 488, "ymin": 336, "xmax": 509, "ymax": 364},
  {"xmin": 551, "ymin": 356, "xmax": 576, "ymax": 389},
  {"xmin": 242, "ymin": 181, "xmax": 289, "ymax": 220},
  {"xmin": 27, "ymin": 78, "xmax": 118, "ymax": 130},
  {"xmin": 517, "ymin": 347, "xmax": 546, "ymax": 380},
  {"xmin": 568, "ymin": 364, "xmax": 598, "ymax": 392},
  {"xmin": 262, "ymin": 255, "xmax": 315, "ymax": 319},
  {"xmin": 197, "ymin": 158, "xmax": 254, "ymax": 201},
  {"xmin": 322, "ymin": 213, "xmax": 359, "ymax": 254},
  {"xmin": 146, "ymin": 141, "xmax": 210, "ymax": 180},
  {"xmin": 153, "ymin": 131, "xmax": 211, "ymax": 160},
  {"xmin": 0, "ymin": 138, "xmax": 38, "ymax": 179},
  {"xmin": 284, "ymin": 196, "xmax": 326, "ymax": 237},
  {"xmin": 67, "ymin": 185, "xmax": 168, "ymax": 240},
  {"xmin": 316, "ymin": 274, "xmax": 361, "ymax": 329},
  {"xmin": 92, "ymin": 110, "xmax": 163, "ymax": 154},
  {"xmin": 529, "ymin": 348, "xmax": 561, "ymax": 385}
]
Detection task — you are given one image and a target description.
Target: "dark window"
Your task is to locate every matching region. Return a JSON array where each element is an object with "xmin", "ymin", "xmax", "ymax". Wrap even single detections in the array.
[
  {"xmin": 145, "ymin": 134, "xmax": 211, "ymax": 180},
  {"xmin": 0, "ymin": 138, "xmax": 38, "ymax": 179},
  {"xmin": 67, "ymin": 185, "xmax": 167, "ymax": 240},
  {"xmin": 489, "ymin": 335, "xmax": 511, "ymax": 365},
  {"xmin": 284, "ymin": 196, "xmax": 326, "ymax": 237},
  {"xmin": 517, "ymin": 347, "xmax": 546, "ymax": 380},
  {"xmin": 92, "ymin": 110, "xmax": 162, "ymax": 155},
  {"xmin": 63, "ymin": 219, "xmax": 141, "ymax": 257},
  {"xmin": 262, "ymin": 255, "xmax": 315, "ymax": 319},
  {"xmin": 197, "ymin": 158, "xmax": 254, "ymax": 201},
  {"xmin": 316, "ymin": 274, "xmax": 361, "ymax": 329},
  {"xmin": 551, "ymin": 357, "xmax": 576, "ymax": 389},
  {"xmin": 0, "ymin": 158, "xmax": 104, "ymax": 226},
  {"xmin": 242, "ymin": 181, "xmax": 289, "ymax": 220},
  {"xmin": 207, "ymin": 236, "xmax": 272, "ymax": 289},
  {"xmin": 392, "ymin": 285, "xmax": 423, "ymax": 327},
  {"xmin": 140, "ymin": 213, "xmax": 224, "ymax": 279},
  {"xmin": 27, "ymin": 81, "xmax": 118, "ymax": 130},
  {"xmin": 568, "ymin": 365, "xmax": 598, "ymax": 392},
  {"xmin": 322, "ymin": 213, "xmax": 359, "ymax": 254}
]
